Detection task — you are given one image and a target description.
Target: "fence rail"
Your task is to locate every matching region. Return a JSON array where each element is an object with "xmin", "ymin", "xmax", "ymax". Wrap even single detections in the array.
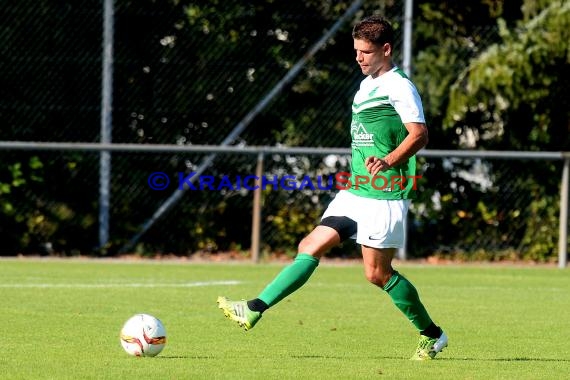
[{"xmin": 2, "ymin": 141, "xmax": 569, "ymax": 159}]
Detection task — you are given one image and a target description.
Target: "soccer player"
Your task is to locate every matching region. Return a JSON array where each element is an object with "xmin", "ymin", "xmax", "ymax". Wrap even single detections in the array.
[{"xmin": 217, "ymin": 15, "xmax": 448, "ymax": 360}]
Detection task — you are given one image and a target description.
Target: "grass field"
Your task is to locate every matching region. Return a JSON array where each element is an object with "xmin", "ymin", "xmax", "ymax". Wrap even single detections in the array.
[{"xmin": 1, "ymin": 258, "xmax": 569, "ymax": 379}]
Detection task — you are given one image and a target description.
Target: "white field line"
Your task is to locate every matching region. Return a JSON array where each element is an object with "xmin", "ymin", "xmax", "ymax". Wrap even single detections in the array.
[{"xmin": 0, "ymin": 280, "xmax": 242, "ymax": 288}]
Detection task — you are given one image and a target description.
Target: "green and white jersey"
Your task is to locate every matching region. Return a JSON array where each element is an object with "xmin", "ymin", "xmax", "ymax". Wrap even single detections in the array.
[{"xmin": 348, "ymin": 66, "xmax": 425, "ymax": 200}]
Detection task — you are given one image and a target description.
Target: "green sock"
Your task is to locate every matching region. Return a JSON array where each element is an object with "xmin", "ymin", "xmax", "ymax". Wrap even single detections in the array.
[
  {"xmin": 258, "ymin": 253, "xmax": 319, "ymax": 307},
  {"xmin": 383, "ymin": 271, "xmax": 433, "ymax": 331}
]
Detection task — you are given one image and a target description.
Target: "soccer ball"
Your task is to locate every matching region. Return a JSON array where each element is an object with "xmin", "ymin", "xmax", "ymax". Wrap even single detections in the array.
[{"xmin": 119, "ymin": 314, "xmax": 167, "ymax": 357}]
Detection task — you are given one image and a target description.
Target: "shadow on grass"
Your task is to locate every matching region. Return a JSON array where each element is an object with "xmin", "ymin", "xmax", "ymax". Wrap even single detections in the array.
[
  {"xmin": 155, "ymin": 355, "xmax": 215, "ymax": 359},
  {"xmin": 440, "ymin": 357, "xmax": 570, "ymax": 362},
  {"xmin": 291, "ymin": 355, "xmax": 570, "ymax": 362}
]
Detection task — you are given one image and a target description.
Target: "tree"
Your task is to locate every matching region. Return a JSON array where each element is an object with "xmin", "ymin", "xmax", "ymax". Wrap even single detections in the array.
[
  {"xmin": 408, "ymin": 0, "xmax": 570, "ymax": 260},
  {"xmin": 445, "ymin": 0, "xmax": 570, "ymax": 150}
]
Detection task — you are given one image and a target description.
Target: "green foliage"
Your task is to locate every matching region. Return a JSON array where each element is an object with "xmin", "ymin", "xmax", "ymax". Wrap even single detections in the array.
[
  {"xmin": 3, "ymin": 0, "xmax": 569, "ymax": 260},
  {"xmin": 0, "ymin": 157, "xmax": 46, "ymax": 254},
  {"xmin": 413, "ymin": 0, "xmax": 507, "ymax": 148},
  {"xmin": 408, "ymin": 0, "xmax": 570, "ymax": 261},
  {"xmin": 520, "ymin": 186, "xmax": 559, "ymax": 262},
  {"xmin": 445, "ymin": 0, "xmax": 570, "ymax": 150}
]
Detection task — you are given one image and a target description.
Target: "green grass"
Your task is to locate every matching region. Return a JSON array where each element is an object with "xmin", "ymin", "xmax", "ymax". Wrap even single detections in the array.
[{"xmin": 1, "ymin": 259, "xmax": 569, "ymax": 379}]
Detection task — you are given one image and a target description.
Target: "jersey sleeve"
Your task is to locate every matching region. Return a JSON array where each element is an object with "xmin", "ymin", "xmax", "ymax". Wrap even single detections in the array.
[{"xmin": 390, "ymin": 78, "xmax": 426, "ymax": 124}]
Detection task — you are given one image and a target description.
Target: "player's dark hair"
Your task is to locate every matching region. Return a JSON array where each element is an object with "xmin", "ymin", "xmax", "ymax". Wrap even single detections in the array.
[{"xmin": 352, "ymin": 15, "xmax": 394, "ymax": 47}]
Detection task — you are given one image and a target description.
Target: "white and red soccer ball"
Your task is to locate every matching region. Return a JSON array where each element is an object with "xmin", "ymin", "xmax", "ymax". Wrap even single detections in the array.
[{"xmin": 120, "ymin": 314, "xmax": 167, "ymax": 357}]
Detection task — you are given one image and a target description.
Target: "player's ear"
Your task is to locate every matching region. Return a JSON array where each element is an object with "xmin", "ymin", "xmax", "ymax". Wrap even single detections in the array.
[{"xmin": 383, "ymin": 42, "xmax": 392, "ymax": 57}]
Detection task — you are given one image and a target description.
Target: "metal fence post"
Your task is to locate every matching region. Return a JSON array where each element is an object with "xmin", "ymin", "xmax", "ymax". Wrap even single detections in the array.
[
  {"xmin": 402, "ymin": 0, "xmax": 414, "ymax": 77},
  {"xmin": 558, "ymin": 156, "xmax": 569, "ymax": 268},
  {"xmin": 99, "ymin": 0, "xmax": 114, "ymax": 252},
  {"xmin": 398, "ymin": 216, "xmax": 407, "ymax": 261},
  {"xmin": 251, "ymin": 152, "xmax": 264, "ymax": 263}
]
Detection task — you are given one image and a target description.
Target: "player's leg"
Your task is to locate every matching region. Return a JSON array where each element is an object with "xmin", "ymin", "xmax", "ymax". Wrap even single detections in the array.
[
  {"xmin": 253, "ymin": 224, "xmax": 339, "ymax": 307},
  {"xmin": 218, "ymin": 216, "xmax": 356, "ymax": 330},
  {"xmin": 217, "ymin": 225, "xmax": 337, "ymax": 330},
  {"xmin": 361, "ymin": 246, "xmax": 435, "ymax": 331},
  {"xmin": 357, "ymin": 198, "xmax": 447, "ymax": 359},
  {"xmin": 361, "ymin": 245, "xmax": 447, "ymax": 359}
]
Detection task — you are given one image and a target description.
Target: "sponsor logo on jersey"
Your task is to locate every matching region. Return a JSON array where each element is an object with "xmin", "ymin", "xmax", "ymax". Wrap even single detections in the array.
[{"xmin": 351, "ymin": 122, "xmax": 374, "ymax": 147}]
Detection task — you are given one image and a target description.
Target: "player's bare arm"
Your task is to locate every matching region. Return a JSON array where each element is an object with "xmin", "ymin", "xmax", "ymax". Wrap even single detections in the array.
[{"xmin": 365, "ymin": 122, "xmax": 428, "ymax": 175}]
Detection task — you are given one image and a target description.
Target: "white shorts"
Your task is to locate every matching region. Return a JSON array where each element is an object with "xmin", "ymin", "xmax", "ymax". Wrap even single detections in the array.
[{"xmin": 321, "ymin": 190, "xmax": 410, "ymax": 249}]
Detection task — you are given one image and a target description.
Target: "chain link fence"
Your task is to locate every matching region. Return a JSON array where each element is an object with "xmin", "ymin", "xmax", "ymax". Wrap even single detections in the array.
[
  {"xmin": 1, "ymin": 0, "xmax": 567, "ymax": 263},
  {"xmin": 0, "ymin": 144, "xmax": 566, "ymax": 263}
]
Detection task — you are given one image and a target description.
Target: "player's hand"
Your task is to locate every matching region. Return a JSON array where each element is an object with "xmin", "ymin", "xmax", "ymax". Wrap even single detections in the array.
[{"xmin": 365, "ymin": 156, "xmax": 390, "ymax": 175}]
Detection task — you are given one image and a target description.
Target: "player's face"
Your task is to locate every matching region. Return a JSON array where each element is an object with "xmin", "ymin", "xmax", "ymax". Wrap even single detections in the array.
[{"xmin": 354, "ymin": 38, "xmax": 391, "ymax": 78}]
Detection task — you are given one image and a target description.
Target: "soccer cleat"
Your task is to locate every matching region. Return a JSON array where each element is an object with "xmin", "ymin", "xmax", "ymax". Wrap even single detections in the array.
[
  {"xmin": 217, "ymin": 296, "xmax": 262, "ymax": 331},
  {"xmin": 410, "ymin": 331, "xmax": 448, "ymax": 360}
]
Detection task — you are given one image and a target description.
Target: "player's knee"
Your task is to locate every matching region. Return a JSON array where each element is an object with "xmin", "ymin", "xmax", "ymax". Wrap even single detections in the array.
[
  {"xmin": 364, "ymin": 268, "xmax": 393, "ymax": 288},
  {"xmin": 364, "ymin": 271, "xmax": 382, "ymax": 286},
  {"xmin": 298, "ymin": 236, "xmax": 321, "ymax": 257}
]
